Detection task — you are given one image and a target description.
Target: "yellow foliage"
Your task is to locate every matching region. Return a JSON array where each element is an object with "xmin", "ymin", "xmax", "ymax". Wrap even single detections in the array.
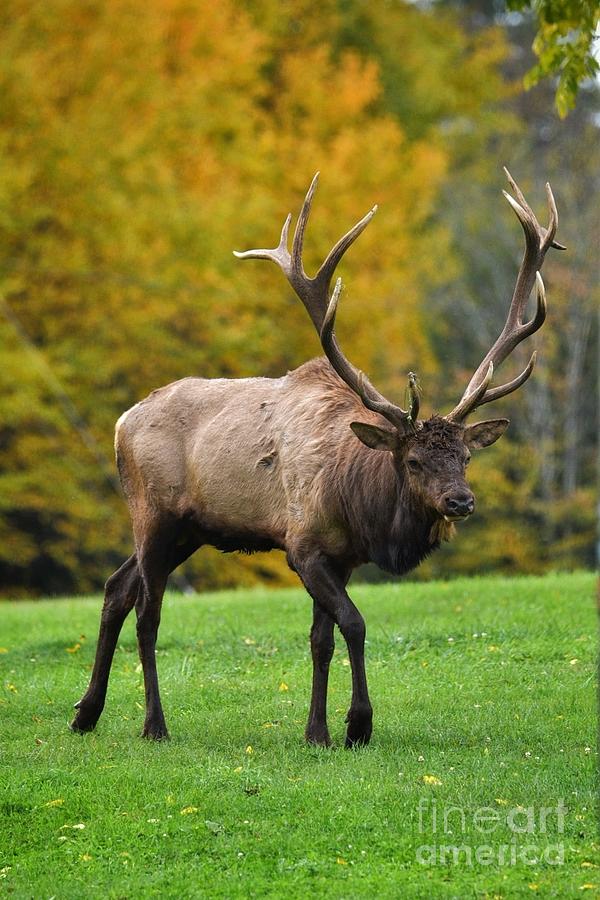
[{"xmin": 3, "ymin": 0, "xmax": 585, "ymax": 596}]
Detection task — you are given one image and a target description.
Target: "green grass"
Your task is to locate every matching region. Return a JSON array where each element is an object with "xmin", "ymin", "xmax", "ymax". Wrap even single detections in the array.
[{"xmin": 0, "ymin": 572, "xmax": 597, "ymax": 898}]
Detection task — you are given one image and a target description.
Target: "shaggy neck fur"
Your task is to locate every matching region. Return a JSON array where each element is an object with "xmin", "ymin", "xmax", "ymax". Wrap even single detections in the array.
[{"xmin": 335, "ymin": 444, "xmax": 444, "ymax": 576}]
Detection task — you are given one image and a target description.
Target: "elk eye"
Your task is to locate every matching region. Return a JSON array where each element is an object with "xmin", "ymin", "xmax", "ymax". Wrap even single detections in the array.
[
  {"xmin": 464, "ymin": 455, "xmax": 471, "ymax": 466},
  {"xmin": 407, "ymin": 458, "xmax": 421, "ymax": 472}
]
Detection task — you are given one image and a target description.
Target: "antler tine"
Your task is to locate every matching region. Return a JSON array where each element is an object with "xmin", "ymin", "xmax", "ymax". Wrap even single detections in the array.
[
  {"xmin": 233, "ymin": 213, "xmax": 292, "ymax": 268},
  {"xmin": 446, "ymin": 170, "xmax": 560, "ymax": 423},
  {"xmin": 278, "ymin": 214, "xmax": 293, "ymax": 262},
  {"xmin": 478, "ymin": 351, "xmax": 537, "ymax": 407},
  {"xmin": 315, "ymin": 204, "xmax": 378, "ymax": 290},
  {"xmin": 503, "ymin": 166, "xmax": 526, "ymax": 205},
  {"xmin": 544, "ymin": 181, "xmax": 565, "ymax": 251},
  {"xmin": 290, "ymin": 172, "xmax": 319, "ymax": 277},
  {"xmin": 519, "ymin": 269, "xmax": 547, "ymax": 338},
  {"xmin": 407, "ymin": 372, "xmax": 420, "ymax": 423},
  {"xmin": 321, "ymin": 279, "xmax": 411, "ymax": 431}
]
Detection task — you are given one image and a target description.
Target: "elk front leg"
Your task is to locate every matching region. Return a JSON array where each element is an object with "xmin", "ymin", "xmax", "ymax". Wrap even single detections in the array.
[
  {"xmin": 305, "ymin": 601, "xmax": 335, "ymax": 747},
  {"xmin": 292, "ymin": 551, "xmax": 372, "ymax": 748},
  {"xmin": 71, "ymin": 554, "xmax": 140, "ymax": 733}
]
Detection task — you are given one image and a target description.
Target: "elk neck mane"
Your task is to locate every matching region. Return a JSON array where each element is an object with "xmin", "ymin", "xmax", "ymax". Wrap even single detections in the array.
[
  {"xmin": 334, "ymin": 441, "xmax": 441, "ymax": 575},
  {"xmin": 292, "ymin": 359, "xmax": 442, "ymax": 576}
]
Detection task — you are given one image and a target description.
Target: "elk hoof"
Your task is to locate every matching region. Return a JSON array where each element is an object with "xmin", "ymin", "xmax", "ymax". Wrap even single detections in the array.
[
  {"xmin": 344, "ymin": 731, "xmax": 371, "ymax": 749},
  {"xmin": 70, "ymin": 702, "xmax": 102, "ymax": 733},
  {"xmin": 344, "ymin": 706, "xmax": 373, "ymax": 748},
  {"xmin": 305, "ymin": 726, "xmax": 332, "ymax": 748},
  {"xmin": 141, "ymin": 721, "xmax": 169, "ymax": 741}
]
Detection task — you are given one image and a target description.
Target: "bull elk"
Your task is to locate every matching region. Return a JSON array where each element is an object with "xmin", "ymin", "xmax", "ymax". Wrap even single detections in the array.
[{"xmin": 71, "ymin": 169, "xmax": 562, "ymax": 747}]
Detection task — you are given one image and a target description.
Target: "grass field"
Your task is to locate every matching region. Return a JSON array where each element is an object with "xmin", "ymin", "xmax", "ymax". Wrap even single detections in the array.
[{"xmin": 0, "ymin": 571, "xmax": 597, "ymax": 898}]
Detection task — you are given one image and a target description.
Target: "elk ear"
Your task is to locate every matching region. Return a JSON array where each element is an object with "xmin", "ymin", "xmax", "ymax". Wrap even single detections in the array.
[
  {"xmin": 464, "ymin": 418, "xmax": 509, "ymax": 449},
  {"xmin": 350, "ymin": 421, "xmax": 400, "ymax": 451}
]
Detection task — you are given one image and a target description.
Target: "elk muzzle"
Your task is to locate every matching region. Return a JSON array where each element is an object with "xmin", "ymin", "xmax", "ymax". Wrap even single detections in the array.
[{"xmin": 440, "ymin": 489, "xmax": 475, "ymax": 521}]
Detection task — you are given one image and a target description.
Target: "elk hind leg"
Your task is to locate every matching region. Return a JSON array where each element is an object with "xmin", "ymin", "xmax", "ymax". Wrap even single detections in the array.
[
  {"xmin": 71, "ymin": 554, "xmax": 140, "ymax": 733},
  {"xmin": 135, "ymin": 524, "xmax": 182, "ymax": 740},
  {"xmin": 305, "ymin": 601, "xmax": 335, "ymax": 747}
]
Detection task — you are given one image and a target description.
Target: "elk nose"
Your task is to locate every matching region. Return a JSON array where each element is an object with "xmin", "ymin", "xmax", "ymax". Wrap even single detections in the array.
[{"xmin": 444, "ymin": 491, "xmax": 475, "ymax": 518}]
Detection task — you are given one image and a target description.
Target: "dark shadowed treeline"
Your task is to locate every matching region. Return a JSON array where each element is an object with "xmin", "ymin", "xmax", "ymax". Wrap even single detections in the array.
[{"xmin": 0, "ymin": 0, "xmax": 597, "ymax": 596}]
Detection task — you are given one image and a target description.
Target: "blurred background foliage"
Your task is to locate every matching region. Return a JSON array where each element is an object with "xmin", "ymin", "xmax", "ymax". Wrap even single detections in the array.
[{"xmin": 0, "ymin": 0, "xmax": 597, "ymax": 597}]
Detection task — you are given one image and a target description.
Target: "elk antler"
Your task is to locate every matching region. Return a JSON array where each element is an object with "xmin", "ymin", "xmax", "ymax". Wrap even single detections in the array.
[
  {"xmin": 446, "ymin": 168, "xmax": 564, "ymax": 422},
  {"xmin": 235, "ymin": 174, "xmax": 415, "ymax": 433}
]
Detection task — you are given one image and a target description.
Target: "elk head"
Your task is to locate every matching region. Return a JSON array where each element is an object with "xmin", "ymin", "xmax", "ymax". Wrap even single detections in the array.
[{"xmin": 235, "ymin": 170, "xmax": 561, "ymax": 531}]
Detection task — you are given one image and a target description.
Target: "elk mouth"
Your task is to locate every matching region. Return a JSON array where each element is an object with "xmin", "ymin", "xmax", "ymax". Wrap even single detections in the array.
[{"xmin": 442, "ymin": 513, "xmax": 470, "ymax": 523}]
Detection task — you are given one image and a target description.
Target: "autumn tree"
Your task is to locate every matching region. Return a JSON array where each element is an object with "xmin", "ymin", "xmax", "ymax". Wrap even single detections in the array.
[{"xmin": 0, "ymin": 0, "xmax": 594, "ymax": 595}]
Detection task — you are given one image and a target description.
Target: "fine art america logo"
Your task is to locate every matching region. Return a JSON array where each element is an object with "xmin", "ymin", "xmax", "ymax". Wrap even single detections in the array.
[{"xmin": 416, "ymin": 798, "xmax": 566, "ymax": 867}]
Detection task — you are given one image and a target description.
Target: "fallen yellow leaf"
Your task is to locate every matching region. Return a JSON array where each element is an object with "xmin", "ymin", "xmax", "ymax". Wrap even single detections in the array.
[
  {"xmin": 66, "ymin": 643, "xmax": 81, "ymax": 654},
  {"xmin": 180, "ymin": 806, "xmax": 199, "ymax": 815},
  {"xmin": 44, "ymin": 799, "xmax": 64, "ymax": 807},
  {"xmin": 422, "ymin": 775, "xmax": 442, "ymax": 786},
  {"xmin": 279, "ymin": 682, "xmax": 289, "ymax": 692}
]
